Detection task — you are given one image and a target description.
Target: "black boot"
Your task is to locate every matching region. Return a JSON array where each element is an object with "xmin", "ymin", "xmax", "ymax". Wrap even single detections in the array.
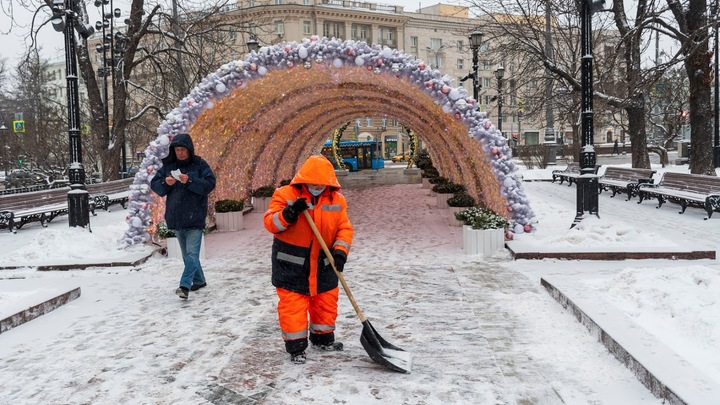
[{"xmin": 290, "ymin": 351, "xmax": 306, "ymax": 364}]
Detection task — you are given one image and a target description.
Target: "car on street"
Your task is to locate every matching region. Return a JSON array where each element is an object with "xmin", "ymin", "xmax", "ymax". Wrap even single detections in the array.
[{"xmin": 391, "ymin": 154, "xmax": 410, "ymax": 162}]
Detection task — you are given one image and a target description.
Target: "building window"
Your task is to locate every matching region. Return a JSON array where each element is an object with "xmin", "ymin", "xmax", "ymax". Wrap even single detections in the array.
[
  {"xmin": 274, "ymin": 0, "xmax": 282, "ymax": 4},
  {"xmin": 430, "ymin": 38, "xmax": 442, "ymax": 50},
  {"xmin": 410, "ymin": 36, "xmax": 418, "ymax": 48},
  {"xmin": 248, "ymin": 0, "xmax": 254, "ymax": 6},
  {"xmin": 275, "ymin": 21, "xmax": 284, "ymax": 36},
  {"xmin": 456, "ymin": 40, "xmax": 463, "ymax": 51},
  {"xmin": 351, "ymin": 24, "xmax": 369, "ymax": 41},
  {"xmin": 482, "ymin": 60, "xmax": 492, "ymax": 70},
  {"xmin": 484, "ymin": 78, "xmax": 491, "ymax": 88},
  {"xmin": 303, "ymin": 0, "xmax": 310, "ymax": 4},
  {"xmin": 303, "ymin": 21, "xmax": 311, "ymax": 35},
  {"xmin": 366, "ymin": 118, "xmax": 372, "ymax": 127},
  {"xmin": 323, "ymin": 22, "xmax": 341, "ymax": 38},
  {"xmin": 378, "ymin": 27, "xmax": 395, "ymax": 47},
  {"xmin": 456, "ymin": 59, "xmax": 464, "ymax": 70}
]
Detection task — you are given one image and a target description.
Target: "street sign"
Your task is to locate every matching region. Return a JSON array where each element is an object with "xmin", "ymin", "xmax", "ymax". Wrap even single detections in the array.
[{"xmin": 13, "ymin": 120, "xmax": 25, "ymax": 133}]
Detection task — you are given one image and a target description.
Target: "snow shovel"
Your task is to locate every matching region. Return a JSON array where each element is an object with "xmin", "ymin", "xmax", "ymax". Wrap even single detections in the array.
[{"xmin": 302, "ymin": 210, "xmax": 412, "ymax": 373}]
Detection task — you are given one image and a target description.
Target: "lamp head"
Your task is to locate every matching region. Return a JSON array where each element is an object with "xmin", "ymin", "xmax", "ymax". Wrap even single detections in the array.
[
  {"xmin": 246, "ymin": 36, "xmax": 260, "ymax": 52},
  {"xmin": 469, "ymin": 30, "xmax": 483, "ymax": 48},
  {"xmin": 51, "ymin": 15, "xmax": 66, "ymax": 32},
  {"xmin": 495, "ymin": 65, "xmax": 505, "ymax": 79}
]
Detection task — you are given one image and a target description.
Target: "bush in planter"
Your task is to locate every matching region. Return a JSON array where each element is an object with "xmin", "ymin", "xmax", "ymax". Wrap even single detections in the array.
[
  {"xmin": 215, "ymin": 199, "xmax": 245, "ymax": 213},
  {"xmin": 251, "ymin": 185, "xmax": 276, "ymax": 198},
  {"xmin": 454, "ymin": 207, "xmax": 509, "ymax": 230},
  {"xmin": 428, "ymin": 176, "xmax": 448, "ymax": 185},
  {"xmin": 432, "ymin": 182, "xmax": 466, "ymax": 194},
  {"xmin": 155, "ymin": 221, "xmax": 175, "ymax": 238},
  {"xmin": 422, "ymin": 167, "xmax": 439, "ymax": 178},
  {"xmin": 447, "ymin": 192, "xmax": 476, "ymax": 207}
]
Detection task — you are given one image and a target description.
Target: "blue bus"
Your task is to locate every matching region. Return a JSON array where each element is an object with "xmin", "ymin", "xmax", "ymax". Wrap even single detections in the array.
[{"xmin": 321, "ymin": 140, "xmax": 385, "ymax": 172}]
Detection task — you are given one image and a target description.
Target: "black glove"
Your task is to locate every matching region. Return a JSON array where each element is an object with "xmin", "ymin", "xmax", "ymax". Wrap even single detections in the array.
[
  {"xmin": 281, "ymin": 198, "xmax": 308, "ymax": 223},
  {"xmin": 332, "ymin": 249, "xmax": 347, "ymax": 272}
]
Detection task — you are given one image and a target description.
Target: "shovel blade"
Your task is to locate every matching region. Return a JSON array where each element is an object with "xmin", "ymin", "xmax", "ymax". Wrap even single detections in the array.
[{"xmin": 360, "ymin": 320, "xmax": 412, "ymax": 373}]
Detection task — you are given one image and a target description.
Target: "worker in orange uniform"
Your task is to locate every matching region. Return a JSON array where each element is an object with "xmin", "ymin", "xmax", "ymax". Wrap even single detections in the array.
[{"xmin": 264, "ymin": 155, "xmax": 354, "ymax": 364}]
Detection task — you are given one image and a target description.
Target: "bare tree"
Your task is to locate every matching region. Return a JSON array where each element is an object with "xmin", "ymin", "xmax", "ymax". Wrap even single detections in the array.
[
  {"xmin": 664, "ymin": 0, "xmax": 716, "ymax": 175},
  {"xmin": 3, "ymin": 0, "xmax": 269, "ymax": 181},
  {"xmin": 467, "ymin": 0, "xmax": 687, "ymax": 169}
]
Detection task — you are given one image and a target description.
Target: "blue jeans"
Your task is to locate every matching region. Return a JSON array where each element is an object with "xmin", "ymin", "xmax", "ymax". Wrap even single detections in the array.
[{"xmin": 174, "ymin": 228, "xmax": 205, "ymax": 289}]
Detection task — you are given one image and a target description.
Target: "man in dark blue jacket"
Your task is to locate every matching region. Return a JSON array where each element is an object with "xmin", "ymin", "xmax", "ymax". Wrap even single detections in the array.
[{"xmin": 151, "ymin": 133, "xmax": 216, "ymax": 299}]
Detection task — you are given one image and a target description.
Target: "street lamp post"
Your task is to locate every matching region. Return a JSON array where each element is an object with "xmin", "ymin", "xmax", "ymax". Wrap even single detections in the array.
[
  {"xmin": 495, "ymin": 66, "xmax": 505, "ymax": 134},
  {"xmin": 51, "ymin": 0, "xmax": 93, "ymax": 228},
  {"xmin": 574, "ymin": 0, "xmax": 602, "ymax": 226},
  {"xmin": 468, "ymin": 30, "xmax": 484, "ymax": 106},
  {"xmin": 1, "ymin": 120, "xmax": 9, "ymax": 176},
  {"xmin": 714, "ymin": 0, "xmax": 720, "ymax": 167}
]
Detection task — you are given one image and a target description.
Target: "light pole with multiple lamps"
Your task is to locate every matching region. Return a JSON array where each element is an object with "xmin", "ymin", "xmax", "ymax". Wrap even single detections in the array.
[
  {"xmin": 574, "ymin": 0, "xmax": 604, "ymax": 226},
  {"xmin": 495, "ymin": 65, "xmax": 505, "ymax": 135},
  {"xmin": 51, "ymin": 0, "xmax": 93, "ymax": 228},
  {"xmin": 94, "ymin": 0, "xmax": 129, "ymax": 177}
]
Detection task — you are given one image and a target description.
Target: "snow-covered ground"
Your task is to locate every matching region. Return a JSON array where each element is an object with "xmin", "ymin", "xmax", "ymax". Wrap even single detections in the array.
[{"xmin": 0, "ymin": 162, "xmax": 718, "ymax": 404}]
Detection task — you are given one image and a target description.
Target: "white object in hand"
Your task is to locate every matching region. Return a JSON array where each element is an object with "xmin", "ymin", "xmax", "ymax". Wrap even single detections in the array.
[{"xmin": 171, "ymin": 169, "xmax": 182, "ymax": 180}]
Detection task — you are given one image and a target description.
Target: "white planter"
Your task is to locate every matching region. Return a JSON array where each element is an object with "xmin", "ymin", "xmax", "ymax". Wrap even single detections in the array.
[
  {"xmin": 436, "ymin": 193, "xmax": 452, "ymax": 209},
  {"xmin": 252, "ymin": 196, "xmax": 271, "ymax": 213},
  {"xmin": 166, "ymin": 236, "xmax": 206, "ymax": 260},
  {"xmin": 215, "ymin": 211, "xmax": 244, "ymax": 231},
  {"xmin": 463, "ymin": 227, "xmax": 505, "ymax": 256}
]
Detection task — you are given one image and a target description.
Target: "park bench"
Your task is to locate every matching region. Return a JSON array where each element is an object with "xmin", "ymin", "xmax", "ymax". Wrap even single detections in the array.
[
  {"xmin": 598, "ymin": 167, "xmax": 656, "ymax": 200},
  {"xmin": 551, "ymin": 162, "xmax": 601, "ymax": 186},
  {"xmin": 0, "ymin": 187, "xmax": 72, "ymax": 233},
  {"xmin": 86, "ymin": 178, "xmax": 133, "ymax": 212},
  {"xmin": 637, "ymin": 172, "xmax": 720, "ymax": 219},
  {"xmin": 86, "ymin": 177, "xmax": 134, "ymax": 211}
]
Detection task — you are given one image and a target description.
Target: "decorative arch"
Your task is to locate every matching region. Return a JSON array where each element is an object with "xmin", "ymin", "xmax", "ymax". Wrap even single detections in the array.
[{"xmin": 121, "ymin": 37, "xmax": 536, "ymax": 245}]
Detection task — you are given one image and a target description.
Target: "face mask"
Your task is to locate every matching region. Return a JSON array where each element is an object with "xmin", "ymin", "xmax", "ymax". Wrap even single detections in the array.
[{"xmin": 307, "ymin": 185, "xmax": 326, "ymax": 196}]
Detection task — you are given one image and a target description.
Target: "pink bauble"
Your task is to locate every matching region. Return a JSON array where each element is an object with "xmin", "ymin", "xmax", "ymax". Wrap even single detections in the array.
[
  {"xmin": 425, "ymin": 81, "xmax": 434, "ymax": 88},
  {"xmin": 418, "ymin": 63, "xmax": 426, "ymax": 70},
  {"xmin": 484, "ymin": 121, "xmax": 491, "ymax": 129},
  {"xmin": 376, "ymin": 59, "xmax": 383, "ymax": 67},
  {"xmin": 346, "ymin": 48, "xmax": 354, "ymax": 56},
  {"xmin": 491, "ymin": 147, "xmax": 499, "ymax": 154},
  {"xmin": 366, "ymin": 65, "xmax": 373, "ymax": 71},
  {"xmin": 454, "ymin": 112, "xmax": 461, "ymax": 119},
  {"xmin": 249, "ymin": 63, "xmax": 257, "ymax": 71},
  {"xmin": 505, "ymin": 232, "xmax": 514, "ymax": 240},
  {"xmin": 146, "ymin": 167, "xmax": 153, "ymax": 174},
  {"xmin": 523, "ymin": 225, "xmax": 532, "ymax": 232},
  {"xmin": 284, "ymin": 45, "xmax": 291, "ymax": 53},
  {"xmin": 287, "ymin": 62, "xmax": 294, "ymax": 68},
  {"xmin": 441, "ymin": 86, "xmax": 450, "ymax": 94}
]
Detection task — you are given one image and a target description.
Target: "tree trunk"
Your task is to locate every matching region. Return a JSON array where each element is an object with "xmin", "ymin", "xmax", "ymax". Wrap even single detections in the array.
[
  {"xmin": 626, "ymin": 105, "xmax": 651, "ymax": 169},
  {"xmin": 686, "ymin": 52, "xmax": 716, "ymax": 175}
]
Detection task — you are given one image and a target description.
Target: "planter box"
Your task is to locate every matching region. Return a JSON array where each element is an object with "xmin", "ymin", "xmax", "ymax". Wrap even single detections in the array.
[
  {"xmin": 215, "ymin": 211, "xmax": 244, "ymax": 232},
  {"xmin": 448, "ymin": 206, "xmax": 466, "ymax": 227},
  {"xmin": 436, "ymin": 193, "xmax": 452, "ymax": 209},
  {"xmin": 166, "ymin": 236, "xmax": 206, "ymax": 260},
  {"xmin": 463, "ymin": 226, "xmax": 504, "ymax": 256},
  {"xmin": 252, "ymin": 196, "xmax": 271, "ymax": 213}
]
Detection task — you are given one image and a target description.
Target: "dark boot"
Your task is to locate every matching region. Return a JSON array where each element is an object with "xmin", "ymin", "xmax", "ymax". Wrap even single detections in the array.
[
  {"xmin": 310, "ymin": 332, "xmax": 343, "ymax": 351},
  {"xmin": 290, "ymin": 351, "xmax": 307, "ymax": 364}
]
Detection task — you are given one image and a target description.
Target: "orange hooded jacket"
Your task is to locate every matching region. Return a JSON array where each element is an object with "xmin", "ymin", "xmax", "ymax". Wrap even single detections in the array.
[{"xmin": 264, "ymin": 155, "xmax": 354, "ymax": 296}]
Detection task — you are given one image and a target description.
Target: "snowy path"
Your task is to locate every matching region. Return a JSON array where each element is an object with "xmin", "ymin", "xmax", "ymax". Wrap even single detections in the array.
[{"xmin": 0, "ymin": 182, "xmax": 668, "ymax": 404}]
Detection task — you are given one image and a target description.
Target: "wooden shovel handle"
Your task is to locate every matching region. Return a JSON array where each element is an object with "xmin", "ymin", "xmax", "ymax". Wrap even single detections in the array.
[{"xmin": 302, "ymin": 210, "xmax": 366, "ymax": 323}]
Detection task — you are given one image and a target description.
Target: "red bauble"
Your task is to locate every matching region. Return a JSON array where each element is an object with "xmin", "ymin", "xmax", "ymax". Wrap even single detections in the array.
[
  {"xmin": 523, "ymin": 225, "xmax": 532, "ymax": 232},
  {"xmin": 418, "ymin": 63, "xmax": 426, "ymax": 70},
  {"xmin": 454, "ymin": 112, "xmax": 461, "ymax": 119}
]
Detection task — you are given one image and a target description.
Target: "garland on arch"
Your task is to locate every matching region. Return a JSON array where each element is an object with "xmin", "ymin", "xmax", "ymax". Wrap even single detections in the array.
[
  {"xmin": 331, "ymin": 122, "xmax": 351, "ymax": 170},
  {"xmin": 403, "ymin": 125, "xmax": 419, "ymax": 169}
]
